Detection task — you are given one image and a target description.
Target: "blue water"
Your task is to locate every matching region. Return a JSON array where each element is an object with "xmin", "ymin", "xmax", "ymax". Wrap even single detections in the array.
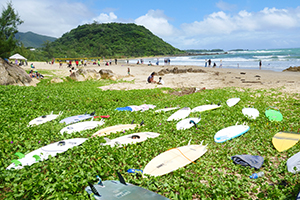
[{"xmin": 130, "ymin": 48, "xmax": 300, "ymax": 72}]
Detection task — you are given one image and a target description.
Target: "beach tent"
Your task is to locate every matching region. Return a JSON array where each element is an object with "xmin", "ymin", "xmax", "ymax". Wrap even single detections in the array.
[{"xmin": 9, "ymin": 53, "xmax": 27, "ymax": 60}]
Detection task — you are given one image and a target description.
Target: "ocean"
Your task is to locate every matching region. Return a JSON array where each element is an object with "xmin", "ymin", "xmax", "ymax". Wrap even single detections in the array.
[{"xmin": 131, "ymin": 48, "xmax": 300, "ymax": 72}]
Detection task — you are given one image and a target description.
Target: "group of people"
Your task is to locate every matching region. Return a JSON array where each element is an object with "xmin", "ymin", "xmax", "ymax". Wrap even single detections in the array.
[
  {"xmin": 147, "ymin": 72, "xmax": 164, "ymax": 85},
  {"xmin": 205, "ymin": 59, "xmax": 221, "ymax": 68},
  {"xmin": 29, "ymin": 70, "xmax": 44, "ymax": 79}
]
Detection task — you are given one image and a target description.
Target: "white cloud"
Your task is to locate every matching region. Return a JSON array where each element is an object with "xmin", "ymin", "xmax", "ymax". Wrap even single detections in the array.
[
  {"xmin": 181, "ymin": 7, "xmax": 300, "ymax": 37},
  {"xmin": 12, "ymin": 0, "xmax": 93, "ymax": 37},
  {"xmin": 93, "ymin": 12, "xmax": 117, "ymax": 23},
  {"xmin": 134, "ymin": 9, "xmax": 177, "ymax": 37}
]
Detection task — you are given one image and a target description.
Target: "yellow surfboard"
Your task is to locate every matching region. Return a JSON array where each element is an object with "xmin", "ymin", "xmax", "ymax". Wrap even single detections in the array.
[{"xmin": 272, "ymin": 131, "xmax": 300, "ymax": 152}]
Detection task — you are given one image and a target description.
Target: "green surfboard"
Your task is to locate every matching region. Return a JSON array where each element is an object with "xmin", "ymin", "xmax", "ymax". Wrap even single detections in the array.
[
  {"xmin": 85, "ymin": 173, "xmax": 169, "ymax": 200},
  {"xmin": 265, "ymin": 107, "xmax": 283, "ymax": 121}
]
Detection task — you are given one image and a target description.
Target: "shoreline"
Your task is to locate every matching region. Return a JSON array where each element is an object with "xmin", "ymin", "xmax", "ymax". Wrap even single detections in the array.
[{"xmin": 24, "ymin": 61, "xmax": 300, "ymax": 94}]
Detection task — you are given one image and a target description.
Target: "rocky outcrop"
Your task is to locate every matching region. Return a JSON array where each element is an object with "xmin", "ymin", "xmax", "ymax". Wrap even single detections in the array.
[
  {"xmin": 0, "ymin": 58, "xmax": 33, "ymax": 86},
  {"xmin": 99, "ymin": 69, "xmax": 117, "ymax": 81},
  {"xmin": 157, "ymin": 67, "xmax": 206, "ymax": 75},
  {"xmin": 70, "ymin": 68, "xmax": 101, "ymax": 81},
  {"xmin": 283, "ymin": 66, "xmax": 300, "ymax": 72}
]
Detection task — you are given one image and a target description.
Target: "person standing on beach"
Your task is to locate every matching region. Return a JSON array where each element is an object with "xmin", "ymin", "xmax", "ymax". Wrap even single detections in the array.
[
  {"xmin": 128, "ymin": 67, "xmax": 130, "ymax": 75},
  {"xmin": 115, "ymin": 58, "xmax": 117, "ymax": 65},
  {"xmin": 205, "ymin": 59, "xmax": 207, "ymax": 67},
  {"xmin": 208, "ymin": 59, "xmax": 211, "ymax": 67},
  {"xmin": 259, "ymin": 60, "xmax": 262, "ymax": 70}
]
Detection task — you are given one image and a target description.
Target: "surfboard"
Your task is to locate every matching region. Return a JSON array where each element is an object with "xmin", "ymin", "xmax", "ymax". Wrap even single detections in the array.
[
  {"xmin": 60, "ymin": 119, "xmax": 105, "ymax": 135},
  {"xmin": 265, "ymin": 107, "xmax": 283, "ymax": 122},
  {"xmin": 287, "ymin": 151, "xmax": 300, "ymax": 174},
  {"xmin": 272, "ymin": 131, "xmax": 300, "ymax": 152},
  {"xmin": 85, "ymin": 173, "xmax": 169, "ymax": 199},
  {"xmin": 167, "ymin": 107, "xmax": 191, "ymax": 121},
  {"xmin": 155, "ymin": 107, "xmax": 180, "ymax": 113},
  {"xmin": 7, "ymin": 138, "xmax": 87, "ymax": 170},
  {"xmin": 176, "ymin": 117, "xmax": 201, "ymax": 130},
  {"xmin": 191, "ymin": 104, "xmax": 221, "ymax": 113},
  {"xmin": 28, "ymin": 111, "xmax": 63, "ymax": 126},
  {"xmin": 102, "ymin": 132, "xmax": 160, "ymax": 147},
  {"xmin": 59, "ymin": 112, "xmax": 95, "ymax": 125},
  {"xmin": 92, "ymin": 124, "xmax": 138, "ymax": 137},
  {"xmin": 143, "ymin": 141, "xmax": 207, "ymax": 177},
  {"xmin": 242, "ymin": 107, "xmax": 259, "ymax": 119},
  {"xmin": 226, "ymin": 98, "xmax": 240, "ymax": 107},
  {"xmin": 214, "ymin": 123, "xmax": 250, "ymax": 143}
]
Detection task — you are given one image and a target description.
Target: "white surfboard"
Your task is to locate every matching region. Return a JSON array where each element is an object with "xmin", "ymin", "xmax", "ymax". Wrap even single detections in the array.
[
  {"xmin": 7, "ymin": 138, "xmax": 87, "ymax": 170},
  {"xmin": 28, "ymin": 111, "xmax": 63, "ymax": 126},
  {"xmin": 191, "ymin": 104, "xmax": 221, "ymax": 113},
  {"xmin": 60, "ymin": 119, "xmax": 105, "ymax": 134},
  {"xmin": 242, "ymin": 108, "xmax": 259, "ymax": 119},
  {"xmin": 92, "ymin": 124, "xmax": 138, "ymax": 137},
  {"xmin": 287, "ymin": 151, "xmax": 300, "ymax": 174},
  {"xmin": 143, "ymin": 141, "xmax": 207, "ymax": 177},
  {"xmin": 102, "ymin": 132, "xmax": 160, "ymax": 147},
  {"xmin": 59, "ymin": 112, "xmax": 95, "ymax": 125},
  {"xmin": 176, "ymin": 117, "xmax": 201, "ymax": 130},
  {"xmin": 214, "ymin": 123, "xmax": 250, "ymax": 143},
  {"xmin": 167, "ymin": 107, "xmax": 191, "ymax": 121},
  {"xmin": 155, "ymin": 107, "xmax": 180, "ymax": 113},
  {"xmin": 226, "ymin": 98, "xmax": 240, "ymax": 107}
]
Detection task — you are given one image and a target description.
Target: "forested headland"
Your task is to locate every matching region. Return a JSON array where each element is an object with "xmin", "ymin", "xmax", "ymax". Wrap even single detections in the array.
[{"xmin": 45, "ymin": 22, "xmax": 185, "ymax": 59}]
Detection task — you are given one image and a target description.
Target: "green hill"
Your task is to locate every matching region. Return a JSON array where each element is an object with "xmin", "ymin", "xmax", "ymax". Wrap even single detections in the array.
[
  {"xmin": 15, "ymin": 31, "xmax": 57, "ymax": 48},
  {"xmin": 50, "ymin": 22, "xmax": 185, "ymax": 58}
]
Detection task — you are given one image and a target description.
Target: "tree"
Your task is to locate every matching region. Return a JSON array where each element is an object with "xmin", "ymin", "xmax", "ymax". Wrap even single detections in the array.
[{"xmin": 0, "ymin": 1, "xmax": 23, "ymax": 58}]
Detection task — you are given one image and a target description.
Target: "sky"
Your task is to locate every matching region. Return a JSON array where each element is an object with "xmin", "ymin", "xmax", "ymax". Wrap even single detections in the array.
[{"xmin": 2, "ymin": 0, "xmax": 300, "ymax": 50}]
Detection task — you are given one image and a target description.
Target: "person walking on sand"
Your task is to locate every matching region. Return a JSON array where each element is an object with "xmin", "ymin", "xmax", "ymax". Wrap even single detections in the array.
[
  {"xmin": 259, "ymin": 60, "xmax": 262, "ymax": 70},
  {"xmin": 208, "ymin": 59, "xmax": 211, "ymax": 67},
  {"xmin": 128, "ymin": 68, "xmax": 130, "ymax": 75}
]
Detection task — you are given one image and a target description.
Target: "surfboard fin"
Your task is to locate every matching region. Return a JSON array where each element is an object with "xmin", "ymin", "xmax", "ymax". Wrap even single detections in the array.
[
  {"xmin": 188, "ymin": 139, "xmax": 191, "ymax": 146},
  {"xmin": 131, "ymin": 119, "xmax": 135, "ymax": 124},
  {"xmin": 11, "ymin": 159, "xmax": 22, "ymax": 166},
  {"xmin": 140, "ymin": 120, "xmax": 144, "ymax": 126},
  {"xmin": 189, "ymin": 120, "xmax": 197, "ymax": 128},
  {"xmin": 96, "ymin": 175, "xmax": 103, "ymax": 186},
  {"xmin": 15, "ymin": 152, "xmax": 25, "ymax": 159},
  {"xmin": 33, "ymin": 155, "xmax": 41, "ymax": 161},
  {"xmin": 88, "ymin": 182, "xmax": 101, "ymax": 197},
  {"xmin": 117, "ymin": 172, "xmax": 127, "ymax": 185},
  {"xmin": 90, "ymin": 111, "xmax": 95, "ymax": 116},
  {"xmin": 218, "ymin": 101, "xmax": 222, "ymax": 106}
]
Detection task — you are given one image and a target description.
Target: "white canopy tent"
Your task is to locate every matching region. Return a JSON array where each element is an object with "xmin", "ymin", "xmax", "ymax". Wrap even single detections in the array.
[{"xmin": 9, "ymin": 53, "xmax": 27, "ymax": 60}]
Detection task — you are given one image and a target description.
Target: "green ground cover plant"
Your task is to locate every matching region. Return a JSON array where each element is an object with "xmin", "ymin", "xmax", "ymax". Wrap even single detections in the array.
[{"xmin": 0, "ymin": 79, "xmax": 300, "ymax": 199}]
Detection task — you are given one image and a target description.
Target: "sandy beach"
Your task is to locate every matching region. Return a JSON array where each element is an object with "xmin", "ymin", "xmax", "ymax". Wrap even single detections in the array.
[{"xmin": 24, "ymin": 61, "xmax": 300, "ymax": 94}]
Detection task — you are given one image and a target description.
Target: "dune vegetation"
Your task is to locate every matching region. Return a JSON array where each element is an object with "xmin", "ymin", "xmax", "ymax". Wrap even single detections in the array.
[{"xmin": 1, "ymin": 78, "xmax": 300, "ymax": 199}]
